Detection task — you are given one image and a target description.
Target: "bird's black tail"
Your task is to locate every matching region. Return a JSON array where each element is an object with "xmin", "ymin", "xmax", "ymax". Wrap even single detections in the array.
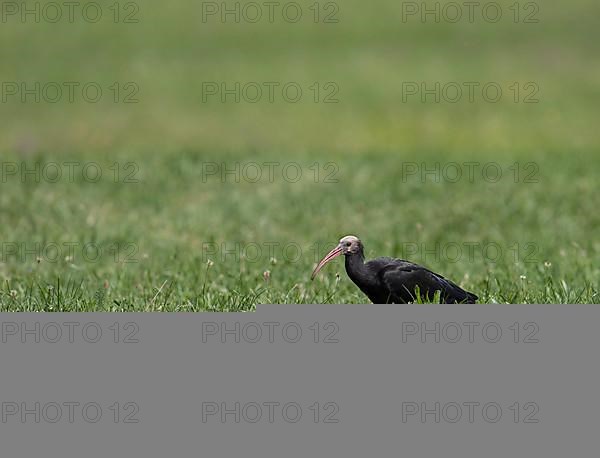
[
  {"xmin": 438, "ymin": 277, "xmax": 478, "ymax": 304},
  {"xmin": 464, "ymin": 292, "xmax": 478, "ymax": 304}
]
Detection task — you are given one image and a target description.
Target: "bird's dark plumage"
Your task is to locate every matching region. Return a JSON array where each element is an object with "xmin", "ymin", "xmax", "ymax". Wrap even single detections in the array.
[
  {"xmin": 312, "ymin": 235, "xmax": 477, "ymax": 304},
  {"xmin": 349, "ymin": 256, "xmax": 477, "ymax": 304}
]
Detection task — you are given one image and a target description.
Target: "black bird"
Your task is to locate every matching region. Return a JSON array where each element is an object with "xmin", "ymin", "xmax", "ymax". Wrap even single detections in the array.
[{"xmin": 311, "ymin": 235, "xmax": 478, "ymax": 304}]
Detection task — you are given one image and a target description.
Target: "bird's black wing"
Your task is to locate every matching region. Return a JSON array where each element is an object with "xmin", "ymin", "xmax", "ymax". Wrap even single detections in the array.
[{"xmin": 374, "ymin": 259, "xmax": 477, "ymax": 304}]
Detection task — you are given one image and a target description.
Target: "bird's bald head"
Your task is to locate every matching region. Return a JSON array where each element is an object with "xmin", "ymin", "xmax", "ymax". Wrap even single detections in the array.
[{"xmin": 339, "ymin": 235, "xmax": 362, "ymax": 255}]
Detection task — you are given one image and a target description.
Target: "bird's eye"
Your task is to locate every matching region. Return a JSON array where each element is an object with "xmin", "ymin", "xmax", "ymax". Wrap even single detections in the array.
[{"xmin": 345, "ymin": 242, "xmax": 351, "ymax": 247}]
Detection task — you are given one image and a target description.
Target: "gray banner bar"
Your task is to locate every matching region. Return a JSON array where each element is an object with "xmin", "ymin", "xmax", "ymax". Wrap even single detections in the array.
[{"xmin": 0, "ymin": 305, "xmax": 597, "ymax": 457}]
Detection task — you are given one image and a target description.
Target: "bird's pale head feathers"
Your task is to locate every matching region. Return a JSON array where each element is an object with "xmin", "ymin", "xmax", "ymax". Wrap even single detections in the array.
[{"xmin": 338, "ymin": 235, "xmax": 362, "ymax": 255}]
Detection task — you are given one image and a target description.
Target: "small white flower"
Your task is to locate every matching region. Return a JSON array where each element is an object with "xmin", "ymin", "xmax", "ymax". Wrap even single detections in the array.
[{"xmin": 520, "ymin": 275, "xmax": 527, "ymax": 280}]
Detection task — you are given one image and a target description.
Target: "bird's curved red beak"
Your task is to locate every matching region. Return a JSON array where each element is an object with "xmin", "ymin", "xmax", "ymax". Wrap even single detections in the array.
[{"xmin": 311, "ymin": 244, "xmax": 343, "ymax": 280}]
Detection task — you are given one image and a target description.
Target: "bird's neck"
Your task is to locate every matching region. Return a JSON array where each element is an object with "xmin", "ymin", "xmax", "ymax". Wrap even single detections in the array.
[{"xmin": 344, "ymin": 250, "xmax": 374, "ymax": 287}]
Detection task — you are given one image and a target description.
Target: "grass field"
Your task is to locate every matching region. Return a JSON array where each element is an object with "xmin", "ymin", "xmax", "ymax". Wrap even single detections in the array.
[{"xmin": 1, "ymin": 0, "xmax": 598, "ymax": 310}]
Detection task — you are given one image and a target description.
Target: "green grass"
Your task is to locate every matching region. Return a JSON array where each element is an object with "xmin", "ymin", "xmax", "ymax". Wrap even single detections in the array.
[
  {"xmin": 0, "ymin": 0, "xmax": 598, "ymax": 309},
  {"xmin": 1, "ymin": 149, "xmax": 598, "ymax": 310}
]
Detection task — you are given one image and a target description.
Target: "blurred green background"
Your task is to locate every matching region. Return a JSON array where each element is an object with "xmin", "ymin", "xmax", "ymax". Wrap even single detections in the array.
[{"xmin": 0, "ymin": 0, "xmax": 598, "ymax": 309}]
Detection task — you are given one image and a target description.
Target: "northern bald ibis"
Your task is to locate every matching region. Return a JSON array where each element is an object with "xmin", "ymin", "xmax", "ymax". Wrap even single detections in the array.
[{"xmin": 311, "ymin": 235, "xmax": 478, "ymax": 304}]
